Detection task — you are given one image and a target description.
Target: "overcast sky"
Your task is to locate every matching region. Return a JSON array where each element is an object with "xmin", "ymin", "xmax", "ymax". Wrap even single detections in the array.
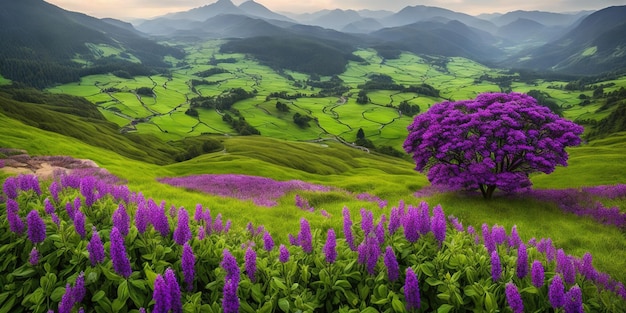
[{"xmin": 46, "ymin": 0, "xmax": 626, "ymax": 20}]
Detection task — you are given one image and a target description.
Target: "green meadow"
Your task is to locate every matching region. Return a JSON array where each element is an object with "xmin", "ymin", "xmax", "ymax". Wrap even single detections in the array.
[{"xmin": 2, "ymin": 38, "xmax": 625, "ymax": 285}]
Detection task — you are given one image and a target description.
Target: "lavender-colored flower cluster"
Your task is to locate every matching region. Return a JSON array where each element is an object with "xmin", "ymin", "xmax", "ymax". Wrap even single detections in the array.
[
  {"xmin": 158, "ymin": 174, "xmax": 332, "ymax": 207},
  {"xmin": 523, "ymin": 185, "xmax": 626, "ymax": 229}
]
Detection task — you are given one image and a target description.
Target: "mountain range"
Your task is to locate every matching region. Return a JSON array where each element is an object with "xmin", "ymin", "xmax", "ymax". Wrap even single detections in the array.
[
  {"xmin": 134, "ymin": 1, "xmax": 626, "ymax": 75},
  {"xmin": 1, "ymin": 0, "xmax": 626, "ymax": 88}
]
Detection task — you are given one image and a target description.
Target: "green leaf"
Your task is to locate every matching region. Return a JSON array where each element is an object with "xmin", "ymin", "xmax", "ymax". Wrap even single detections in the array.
[
  {"xmin": 520, "ymin": 286, "xmax": 538, "ymax": 294},
  {"xmin": 11, "ymin": 266, "xmax": 36, "ymax": 278},
  {"xmin": 257, "ymin": 301, "xmax": 273, "ymax": 313},
  {"xmin": 118, "ymin": 280, "xmax": 130, "ymax": 302},
  {"xmin": 391, "ymin": 297, "xmax": 404, "ymax": 313},
  {"xmin": 334, "ymin": 280, "xmax": 351, "ymax": 289},
  {"xmin": 437, "ymin": 304, "xmax": 455, "ymax": 313},
  {"xmin": 360, "ymin": 307, "xmax": 379, "ymax": 313},
  {"xmin": 51, "ymin": 286, "xmax": 66, "ymax": 302},
  {"xmin": 426, "ymin": 277, "xmax": 444, "ymax": 287},
  {"xmin": 0, "ymin": 296, "xmax": 16, "ymax": 313},
  {"xmin": 278, "ymin": 297, "xmax": 290, "ymax": 312},
  {"xmin": 484, "ymin": 292, "xmax": 497, "ymax": 312},
  {"xmin": 272, "ymin": 277, "xmax": 288, "ymax": 291},
  {"xmin": 92, "ymin": 290, "xmax": 106, "ymax": 302}
]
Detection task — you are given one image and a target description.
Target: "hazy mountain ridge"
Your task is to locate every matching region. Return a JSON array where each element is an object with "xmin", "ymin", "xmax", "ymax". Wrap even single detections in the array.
[{"xmin": 510, "ymin": 6, "xmax": 626, "ymax": 75}]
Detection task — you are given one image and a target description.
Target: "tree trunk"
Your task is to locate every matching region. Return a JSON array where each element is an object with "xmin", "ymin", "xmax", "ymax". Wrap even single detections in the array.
[{"xmin": 480, "ymin": 184, "xmax": 496, "ymax": 199}]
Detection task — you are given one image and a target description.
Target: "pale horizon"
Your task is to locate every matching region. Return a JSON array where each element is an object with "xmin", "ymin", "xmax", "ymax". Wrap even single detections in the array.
[{"xmin": 44, "ymin": 0, "xmax": 626, "ymax": 21}]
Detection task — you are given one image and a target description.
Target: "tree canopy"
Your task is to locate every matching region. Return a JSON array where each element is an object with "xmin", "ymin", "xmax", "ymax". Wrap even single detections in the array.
[{"xmin": 403, "ymin": 92, "xmax": 583, "ymax": 199}]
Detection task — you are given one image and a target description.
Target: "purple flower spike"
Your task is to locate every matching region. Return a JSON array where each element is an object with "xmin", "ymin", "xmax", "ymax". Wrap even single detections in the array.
[
  {"xmin": 263, "ymin": 231, "xmax": 274, "ymax": 251},
  {"xmin": 417, "ymin": 202, "xmax": 430, "ymax": 235},
  {"xmin": 323, "ymin": 228, "xmax": 337, "ymax": 264},
  {"xmin": 74, "ymin": 210, "xmax": 86, "ymax": 239},
  {"xmin": 245, "ymin": 247, "xmax": 257, "ymax": 282},
  {"xmin": 58, "ymin": 283, "xmax": 74, "ymax": 313},
  {"xmin": 360, "ymin": 208, "xmax": 374, "ymax": 235},
  {"xmin": 153, "ymin": 274, "xmax": 171, "ymax": 313},
  {"xmin": 221, "ymin": 249, "xmax": 240, "ymax": 281},
  {"xmin": 49, "ymin": 181, "xmax": 60, "ymax": 203},
  {"xmin": 152, "ymin": 202, "xmax": 170, "ymax": 237},
  {"xmin": 490, "ymin": 250, "xmax": 502, "ymax": 281},
  {"xmin": 505, "ymin": 283, "xmax": 524, "ymax": 313},
  {"xmin": 29, "ymin": 247, "xmax": 40, "ymax": 266},
  {"xmin": 73, "ymin": 272, "xmax": 85, "ymax": 303},
  {"xmin": 516, "ymin": 243, "xmax": 528, "ymax": 279},
  {"xmin": 531, "ymin": 260, "xmax": 545, "ymax": 288},
  {"xmin": 222, "ymin": 277, "xmax": 240, "ymax": 313},
  {"xmin": 342, "ymin": 207, "xmax": 356, "ymax": 251},
  {"xmin": 110, "ymin": 227, "xmax": 132, "ymax": 278},
  {"xmin": 112, "ymin": 203, "xmax": 130, "ymax": 236},
  {"xmin": 87, "ymin": 226, "xmax": 105, "ymax": 266},
  {"xmin": 27, "ymin": 210, "xmax": 46, "ymax": 244},
  {"xmin": 564, "ymin": 285, "xmax": 583, "ymax": 313},
  {"xmin": 298, "ymin": 218, "xmax": 313, "ymax": 253},
  {"xmin": 403, "ymin": 205, "xmax": 420, "ymax": 243},
  {"xmin": 165, "ymin": 268, "xmax": 182, "ymax": 313},
  {"xmin": 549, "ymin": 274, "xmax": 565, "ymax": 309},
  {"xmin": 173, "ymin": 207, "xmax": 191, "ymax": 245},
  {"xmin": 44, "ymin": 198, "xmax": 55, "ymax": 214},
  {"xmin": 3, "ymin": 176, "xmax": 18, "ymax": 199},
  {"xmin": 430, "ymin": 204, "xmax": 446, "ymax": 243},
  {"xmin": 182, "ymin": 243, "xmax": 196, "ymax": 291},
  {"xmin": 7, "ymin": 202, "xmax": 24, "ymax": 235},
  {"xmin": 194, "ymin": 204, "xmax": 203, "ymax": 222},
  {"xmin": 384, "ymin": 246, "xmax": 399, "ymax": 282},
  {"xmin": 279, "ymin": 244, "xmax": 289, "ymax": 263},
  {"xmin": 404, "ymin": 267, "xmax": 421, "ymax": 310}
]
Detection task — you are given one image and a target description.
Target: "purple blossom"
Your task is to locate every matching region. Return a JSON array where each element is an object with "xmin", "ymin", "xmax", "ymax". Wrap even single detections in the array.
[
  {"xmin": 198, "ymin": 226, "xmax": 206, "ymax": 240},
  {"xmin": 389, "ymin": 204, "xmax": 404, "ymax": 235},
  {"xmin": 173, "ymin": 207, "xmax": 191, "ymax": 245},
  {"xmin": 417, "ymin": 202, "xmax": 431, "ymax": 235},
  {"xmin": 87, "ymin": 226, "xmax": 105, "ymax": 266},
  {"xmin": 508, "ymin": 225, "xmax": 522, "ymax": 247},
  {"xmin": 74, "ymin": 210, "xmax": 86, "ymax": 239},
  {"xmin": 153, "ymin": 274, "xmax": 170, "ymax": 313},
  {"xmin": 579, "ymin": 252, "xmax": 598, "ymax": 281},
  {"xmin": 430, "ymin": 204, "xmax": 446, "ymax": 243},
  {"xmin": 110, "ymin": 227, "xmax": 132, "ymax": 278},
  {"xmin": 263, "ymin": 231, "xmax": 274, "ymax": 251},
  {"xmin": 482, "ymin": 223, "xmax": 495, "ymax": 253},
  {"xmin": 222, "ymin": 276, "xmax": 240, "ymax": 313},
  {"xmin": 491, "ymin": 225, "xmax": 507, "ymax": 245},
  {"xmin": 531, "ymin": 260, "xmax": 545, "ymax": 288},
  {"xmin": 358, "ymin": 235, "xmax": 380, "ymax": 275},
  {"xmin": 342, "ymin": 207, "xmax": 356, "ymax": 251},
  {"xmin": 182, "ymin": 243, "xmax": 195, "ymax": 291},
  {"xmin": 564, "ymin": 285, "xmax": 583, "ymax": 313},
  {"xmin": 323, "ymin": 228, "xmax": 337, "ymax": 264},
  {"xmin": 516, "ymin": 243, "xmax": 528, "ymax": 279},
  {"xmin": 27, "ymin": 210, "xmax": 46, "ymax": 244},
  {"xmin": 158, "ymin": 174, "xmax": 332, "ymax": 207},
  {"xmin": 65, "ymin": 202, "xmax": 75, "ymax": 222},
  {"xmin": 135, "ymin": 201, "xmax": 150, "ymax": 234},
  {"xmin": 556, "ymin": 249, "xmax": 576, "ymax": 285},
  {"xmin": 49, "ymin": 181, "xmax": 60, "ymax": 203},
  {"xmin": 295, "ymin": 194, "xmax": 314, "ymax": 212},
  {"xmin": 29, "ymin": 247, "xmax": 39, "ymax": 266},
  {"xmin": 403, "ymin": 205, "xmax": 420, "ymax": 243},
  {"xmin": 298, "ymin": 218, "xmax": 313, "ymax": 253},
  {"xmin": 58, "ymin": 283, "xmax": 74, "ymax": 313},
  {"xmin": 384, "ymin": 246, "xmax": 399, "ymax": 282},
  {"xmin": 505, "ymin": 283, "xmax": 524, "ymax": 313},
  {"xmin": 213, "ymin": 213, "xmax": 223, "ymax": 234},
  {"xmin": 112, "ymin": 203, "xmax": 130, "ymax": 236},
  {"xmin": 360, "ymin": 208, "xmax": 374, "ymax": 235},
  {"xmin": 44, "ymin": 198, "xmax": 55, "ymax": 214},
  {"xmin": 279, "ymin": 244, "xmax": 290, "ymax": 263},
  {"xmin": 404, "ymin": 267, "xmax": 421, "ymax": 310},
  {"xmin": 288, "ymin": 234, "xmax": 298, "ymax": 246},
  {"xmin": 2, "ymin": 176, "xmax": 18, "ymax": 199},
  {"xmin": 151, "ymin": 201, "xmax": 170, "ymax": 237},
  {"xmin": 549, "ymin": 274, "xmax": 565, "ymax": 308},
  {"xmin": 490, "ymin": 250, "xmax": 501, "ymax": 281},
  {"xmin": 202, "ymin": 208, "xmax": 212, "ymax": 235},
  {"xmin": 80, "ymin": 176, "xmax": 96, "ymax": 207},
  {"xmin": 194, "ymin": 203, "xmax": 203, "ymax": 222},
  {"xmin": 73, "ymin": 272, "xmax": 85, "ymax": 303},
  {"xmin": 375, "ymin": 215, "xmax": 386, "ymax": 244},
  {"xmin": 448, "ymin": 215, "xmax": 464, "ymax": 232},
  {"xmin": 7, "ymin": 207, "xmax": 24, "ymax": 235},
  {"xmin": 320, "ymin": 209, "xmax": 331, "ymax": 218},
  {"xmin": 224, "ymin": 220, "xmax": 231, "ymax": 233},
  {"xmin": 221, "ymin": 249, "xmax": 240, "ymax": 281},
  {"xmin": 165, "ymin": 268, "xmax": 182, "ymax": 313},
  {"xmin": 245, "ymin": 247, "xmax": 257, "ymax": 282}
]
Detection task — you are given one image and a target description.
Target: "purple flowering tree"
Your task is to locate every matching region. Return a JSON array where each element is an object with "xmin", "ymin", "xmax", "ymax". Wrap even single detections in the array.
[{"xmin": 403, "ymin": 92, "xmax": 583, "ymax": 199}]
